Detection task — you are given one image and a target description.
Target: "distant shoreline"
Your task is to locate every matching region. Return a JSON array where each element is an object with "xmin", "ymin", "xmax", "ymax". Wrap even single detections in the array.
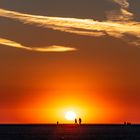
[{"xmin": 0, "ymin": 124, "xmax": 140, "ymax": 126}]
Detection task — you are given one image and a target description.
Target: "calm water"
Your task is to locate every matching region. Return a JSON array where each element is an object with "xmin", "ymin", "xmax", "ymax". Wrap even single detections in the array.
[{"xmin": 0, "ymin": 124, "xmax": 140, "ymax": 140}]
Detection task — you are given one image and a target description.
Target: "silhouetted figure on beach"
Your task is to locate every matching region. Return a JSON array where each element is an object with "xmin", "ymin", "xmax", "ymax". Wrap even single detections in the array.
[
  {"xmin": 57, "ymin": 121, "xmax": 59, "ymax": 125},
  {"xmin": 124, "ymin": 122, "xmax": 127, "ymax": 125},
  {"xmin": 79, "ymin": 118, "xmax": 82, "ymax": 125},
  {"xmin": 126, "ymin": 122, "xmax": 132, "ymax": 126},
  {"xmin": 124, "ymin": 122, "xmax": 132, "ymax": 126},
  {"xmin": 124, "ymin": 121, "xmax": 132, "ymax": 126},
  {"xmin": 75, "ymin": 118, "xmax": 77, "ymax": 124}
]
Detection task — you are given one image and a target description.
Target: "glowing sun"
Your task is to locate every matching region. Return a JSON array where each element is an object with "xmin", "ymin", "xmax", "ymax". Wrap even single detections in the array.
[{"xmin": 65, "ymin": 111, "xmax": 77, "ymax": 120}]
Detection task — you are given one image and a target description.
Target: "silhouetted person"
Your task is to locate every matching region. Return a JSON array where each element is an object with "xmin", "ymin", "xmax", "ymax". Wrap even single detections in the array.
[
  {"xmin": 75, "ymin": 118, "xmax": 77, "ymax": 124},
  {"xmin": 57, "ymin": 121, "xmax": 59, "ymax": 125},
  {"xmin": 124, "ymin": 121, "xmax": 132, "ymax": 126},
  {"xmin": 127, "ymin": 122, "xmax": 131, "ymax": 126},
  {"xmin": 79, "ymin": 118, "xmax": 82, "ymax": 125},
  {"xmin": 124, "ymin": 122, "xmax": 127, "ymax": 125}
]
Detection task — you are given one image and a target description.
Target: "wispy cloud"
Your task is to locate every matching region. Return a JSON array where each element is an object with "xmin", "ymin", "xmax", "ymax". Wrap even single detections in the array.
[
  {"xmin": 113, "ymin": 0, "xmax": 129, "ymax": 9},
  {"xmin": 107, "ymin": 0, "xmax": 133, "ymax": 21},
  {"xmin": 0, "ymin": 38, "xmax": 77, "ymax": 52},
  {"xmin": 0, "ymin": 0, "xmax": 140, "ymax": 47}
]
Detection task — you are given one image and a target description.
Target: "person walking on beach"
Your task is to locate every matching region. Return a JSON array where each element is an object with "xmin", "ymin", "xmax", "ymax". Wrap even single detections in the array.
[
  {"xmin": 75, "ymin": 118, "xmax": 77, "ymax": 124},
  {"xmin": 79, "ymin": 118, "xmax": 82, "ymax": 125}
]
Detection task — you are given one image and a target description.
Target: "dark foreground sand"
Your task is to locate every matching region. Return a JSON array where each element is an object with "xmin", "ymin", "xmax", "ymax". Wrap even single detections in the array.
[{"xmin": 0, "ymin": 124, "xmax": 140, "ymax": 140}]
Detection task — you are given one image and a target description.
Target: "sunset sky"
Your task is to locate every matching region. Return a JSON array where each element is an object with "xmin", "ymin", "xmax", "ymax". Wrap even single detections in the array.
[{"xmin": 0, "ymin": 0, "xmax": 140, "ymax": 124}]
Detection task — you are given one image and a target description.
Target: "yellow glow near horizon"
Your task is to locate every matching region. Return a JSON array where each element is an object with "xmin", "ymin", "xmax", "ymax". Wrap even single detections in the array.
[{"xmin": 65, "ymin": 111, "xmax": 77, "ymax": 121}]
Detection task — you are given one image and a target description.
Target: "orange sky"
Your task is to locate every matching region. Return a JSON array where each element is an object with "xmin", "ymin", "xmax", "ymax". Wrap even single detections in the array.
[
  {"xmin": 0, "ymin": 53, "xmax": 139, "ymax": 124},
  {"xmin": 0, "ymin": 0, "xmax": 140, "ymax": 124}
]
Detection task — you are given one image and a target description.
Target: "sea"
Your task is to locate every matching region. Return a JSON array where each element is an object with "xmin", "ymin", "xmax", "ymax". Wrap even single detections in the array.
[{"xmin": 0, "ymin": 124, "xmax": 140, "ymax": 140}]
